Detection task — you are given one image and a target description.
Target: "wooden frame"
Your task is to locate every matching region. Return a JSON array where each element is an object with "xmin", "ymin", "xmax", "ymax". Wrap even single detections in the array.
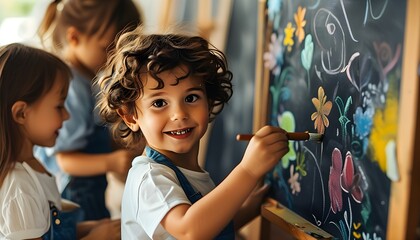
[
  {"xmin": 260, "ymin": 199, "xmax": 332, "ymax": 239},
  {"xmin": 387, "ymin": 0, "xmax": 420, "ymax": 238},
  {"xmin": 253, "ymin": 0, "xmax": 420, "ymax": 239},
  {"xmin": 253, "ymin": 0, "xmax": 271, "ymax": 133}
]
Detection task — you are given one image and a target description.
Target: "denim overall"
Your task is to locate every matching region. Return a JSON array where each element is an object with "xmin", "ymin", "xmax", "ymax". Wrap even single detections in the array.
[
  {"xmin": 42, "ymin": 204, "xmax": 84, "ymax": 240},
  {"xmin": 146, "ymin": 147, "xmax": 235, "ymax": 240},
  {"xmin": 61, "ymin": 174, "xmax": 109, "ymax": 220}
]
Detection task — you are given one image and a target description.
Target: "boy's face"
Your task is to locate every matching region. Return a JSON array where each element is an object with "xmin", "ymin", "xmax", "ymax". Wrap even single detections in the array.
[
  {"xmin": 132, "ymin": 66, "xmax": 210, "ymax": 158},
  {"xmin": 22, "ymin": 74, "xmax": 69, "ymax": 147}
]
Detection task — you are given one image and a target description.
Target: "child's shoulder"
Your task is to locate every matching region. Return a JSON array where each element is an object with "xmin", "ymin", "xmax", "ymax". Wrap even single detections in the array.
[
  {"xmin": 0, "ymin": 163, "xmax": 40, "ymax": 202},
  {"xmin": 0, "ymin": 163, "xmax": 50, "ymax": 239},
  {"xmin": 131, "ymin": 155, "xmax": 173, "ymax": 172},
  {"xmin": 127, "ymin": 155, "xmax": 178, "ymax": 183},
  {"xmin": 2, "ymin": 162, "xmax": 34, "ymax": 185}
]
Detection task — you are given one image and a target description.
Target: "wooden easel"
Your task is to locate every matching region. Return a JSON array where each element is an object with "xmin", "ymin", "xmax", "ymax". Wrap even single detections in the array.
[
  {"xmin": 253, "ymin": 0, "xmax": 420, "ymax": 239},
  {"xmin": 387, "ymin": 0, "xmax": 420, "ymax": 238},
  {"xmin": 157, "ymin": 0, "xmax": 232, "ymax": 51},
  {"xmin": 260, "ymin": 199, "xmax": 332, "ymax": 240}
]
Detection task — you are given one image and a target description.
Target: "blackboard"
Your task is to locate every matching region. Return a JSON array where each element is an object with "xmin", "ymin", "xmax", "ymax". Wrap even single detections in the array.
[{"xmin": 253, "ymin": 0, "xmax": 420, "ymax": 239}]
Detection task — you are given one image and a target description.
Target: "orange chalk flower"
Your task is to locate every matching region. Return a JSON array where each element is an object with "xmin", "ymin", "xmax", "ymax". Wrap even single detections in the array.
[
  {"xmin": 294, "ymin": 6, "xmax": 306, "ymax": 43},
  {"xmin": 311, "ymin": 86, "xmax": 332, "ymax": 134}
]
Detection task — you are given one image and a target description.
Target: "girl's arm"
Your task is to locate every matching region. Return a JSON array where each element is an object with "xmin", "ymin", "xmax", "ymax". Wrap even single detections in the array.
[
  {"xmin": 78, "ymin": 219, "xmax": 121, "ymax": 240},
  {"xmin": 56, "ymin": 149, "xmax": 135, "ymax": 176},
  {"xmin": 160, "ymin": 126, "xmax": 289, "ymax": 240}
]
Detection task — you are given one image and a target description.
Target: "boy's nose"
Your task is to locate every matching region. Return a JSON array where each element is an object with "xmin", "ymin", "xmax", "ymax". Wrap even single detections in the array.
[{"xmin": 170, "ymin": 104, "xmax": 189, "ymax": 121}]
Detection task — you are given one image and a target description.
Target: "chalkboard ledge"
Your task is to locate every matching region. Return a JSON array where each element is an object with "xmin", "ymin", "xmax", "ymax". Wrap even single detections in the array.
[{"xmin": 260, "ymin": 198, "xmax": 333, "ymax": 240}]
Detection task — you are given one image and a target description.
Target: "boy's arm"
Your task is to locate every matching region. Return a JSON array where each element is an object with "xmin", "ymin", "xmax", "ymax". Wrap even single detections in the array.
[
  {"xmin": 160, "ymin": 126, "xmax": 288, "ymax": 240},
  {"xmin": 161, "ymin": 165, "xmax": 260, "ymax": 239}
]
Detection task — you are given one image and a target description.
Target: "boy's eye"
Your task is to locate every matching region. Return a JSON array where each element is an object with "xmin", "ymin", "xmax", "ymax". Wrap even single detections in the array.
[
  {"xmin": 152, "ymin": 99, "xmax": 167, "ymax": 108},
  {"xmin": 185, "ymin": 94, "xmax": 199, "ymax": 103}
]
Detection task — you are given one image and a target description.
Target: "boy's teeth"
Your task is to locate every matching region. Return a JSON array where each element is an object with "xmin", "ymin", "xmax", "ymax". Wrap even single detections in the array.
[{"xmin": 170, "ymin": 129, "xmax": 190, "ymax": 135}]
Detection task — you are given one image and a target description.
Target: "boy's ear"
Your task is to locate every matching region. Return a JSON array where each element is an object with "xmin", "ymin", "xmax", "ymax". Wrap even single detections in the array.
[
  {"xmin": 11, "ymin": 101, "xmax": 28, "ymax": 124},
  {"xmin": 117, "ymin": 108, "xmax": 140, "ymax": 132},
  {"xmin": 66, "ymin": 26, "xmax": 80, "ymax": 46}
]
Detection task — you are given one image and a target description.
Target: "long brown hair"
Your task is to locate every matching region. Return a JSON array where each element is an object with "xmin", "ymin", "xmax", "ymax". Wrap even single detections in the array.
[
  {"xmin": 0, "ymin": 43, "xmax": 72, "ymax": 187},
  {"xmin": 38, "ymin": 0, "xmax": 143, "ymax": 55}
]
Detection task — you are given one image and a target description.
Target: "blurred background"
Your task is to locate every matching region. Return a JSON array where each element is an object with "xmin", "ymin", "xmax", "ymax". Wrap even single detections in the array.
[
  {"xmin": 0, "ymin": 0, "xmax": 258, "ymax": 184},
  {"xmin": 0, "ymin": 0, "xmax": 260, "ymax": 238}
]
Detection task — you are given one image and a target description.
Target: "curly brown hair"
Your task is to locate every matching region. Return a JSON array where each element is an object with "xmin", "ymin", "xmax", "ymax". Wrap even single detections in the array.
[{"xmin": 96, "ymin": 26, "xmax": 233, "ymax": 148}]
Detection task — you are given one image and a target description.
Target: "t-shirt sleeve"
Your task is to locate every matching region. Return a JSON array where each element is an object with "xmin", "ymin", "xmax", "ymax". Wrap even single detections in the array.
[
  {"xmin": 136, "ymin": 165, "xmax": 191, "ymax": 238},
  {"xmin": 1, "ymin": 192, "xmax": 49, "ymax": 239},
  {"xmin": 54, "ymin": 78, "xmax": 94, "ymax": 152}
]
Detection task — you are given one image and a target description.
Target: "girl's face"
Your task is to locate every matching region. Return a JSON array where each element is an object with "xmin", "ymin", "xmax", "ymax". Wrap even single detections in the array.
[
  {"xmin": 73, "ymin": 25, "xmax": 116, "ymax": 76},
  {"xmin": 133, "ymin": 66, "xmax": 210, "ymax": 158},
  {"xmin": 22, "ymin": 74, "xmax": 69, "ymax": 147}
]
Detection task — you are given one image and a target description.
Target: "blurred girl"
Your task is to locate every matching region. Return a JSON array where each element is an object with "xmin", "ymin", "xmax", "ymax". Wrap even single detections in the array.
[{"xmin": 35, "ymin": 0, "xmax": 143, "ymax": 220}]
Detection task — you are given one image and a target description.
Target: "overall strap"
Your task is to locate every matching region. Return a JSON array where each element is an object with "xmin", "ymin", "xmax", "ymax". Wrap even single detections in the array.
[
  {"xmin": 145, "ymin": 146, "xmax": 202, "ymax": 203},
  {"xmin": 146, "ymin": 146, "xmax": 235, "ymax": 240}
]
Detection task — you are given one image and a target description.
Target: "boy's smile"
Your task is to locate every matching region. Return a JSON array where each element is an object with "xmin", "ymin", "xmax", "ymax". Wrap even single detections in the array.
[{"xmin": 165, "ymin": 128, "xmax": 193, "ymax": 139}]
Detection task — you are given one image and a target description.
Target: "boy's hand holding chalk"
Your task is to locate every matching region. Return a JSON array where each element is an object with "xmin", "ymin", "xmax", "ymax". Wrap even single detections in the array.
[{"xmin": 236, "ymin": 132, "xmax": 323, "ymax": 142}]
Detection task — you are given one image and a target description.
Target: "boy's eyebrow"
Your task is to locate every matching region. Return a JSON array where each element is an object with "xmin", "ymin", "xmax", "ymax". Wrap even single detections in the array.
[
  {"xmin": 144, "ymin": 86, "xmax": 205, "ymax": 98},
  {"xmin": 187, "ymin": 87, "xmax": 205, "ymax": 92}
]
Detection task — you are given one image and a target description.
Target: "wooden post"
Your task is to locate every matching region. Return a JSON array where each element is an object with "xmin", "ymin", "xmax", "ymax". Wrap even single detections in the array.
[{"xmin": 387, "ymin": 0, "xmax": 420, "ymax": 239}]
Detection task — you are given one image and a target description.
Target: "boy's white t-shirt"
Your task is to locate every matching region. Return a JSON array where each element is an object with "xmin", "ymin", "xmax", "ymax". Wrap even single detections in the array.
[
  {"xmin": 121, "ymin": 156, "xmax": 215, "ymax": 240},
  {"xmin": 0, "ymin": 162, "xmax": 61, "ymax": 239}
]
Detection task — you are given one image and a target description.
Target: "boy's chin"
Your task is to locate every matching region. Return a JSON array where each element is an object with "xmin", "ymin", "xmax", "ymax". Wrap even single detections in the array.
[{"xmin": 171, "ymin": 146, "xmax": 195, "ymax": 154}]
